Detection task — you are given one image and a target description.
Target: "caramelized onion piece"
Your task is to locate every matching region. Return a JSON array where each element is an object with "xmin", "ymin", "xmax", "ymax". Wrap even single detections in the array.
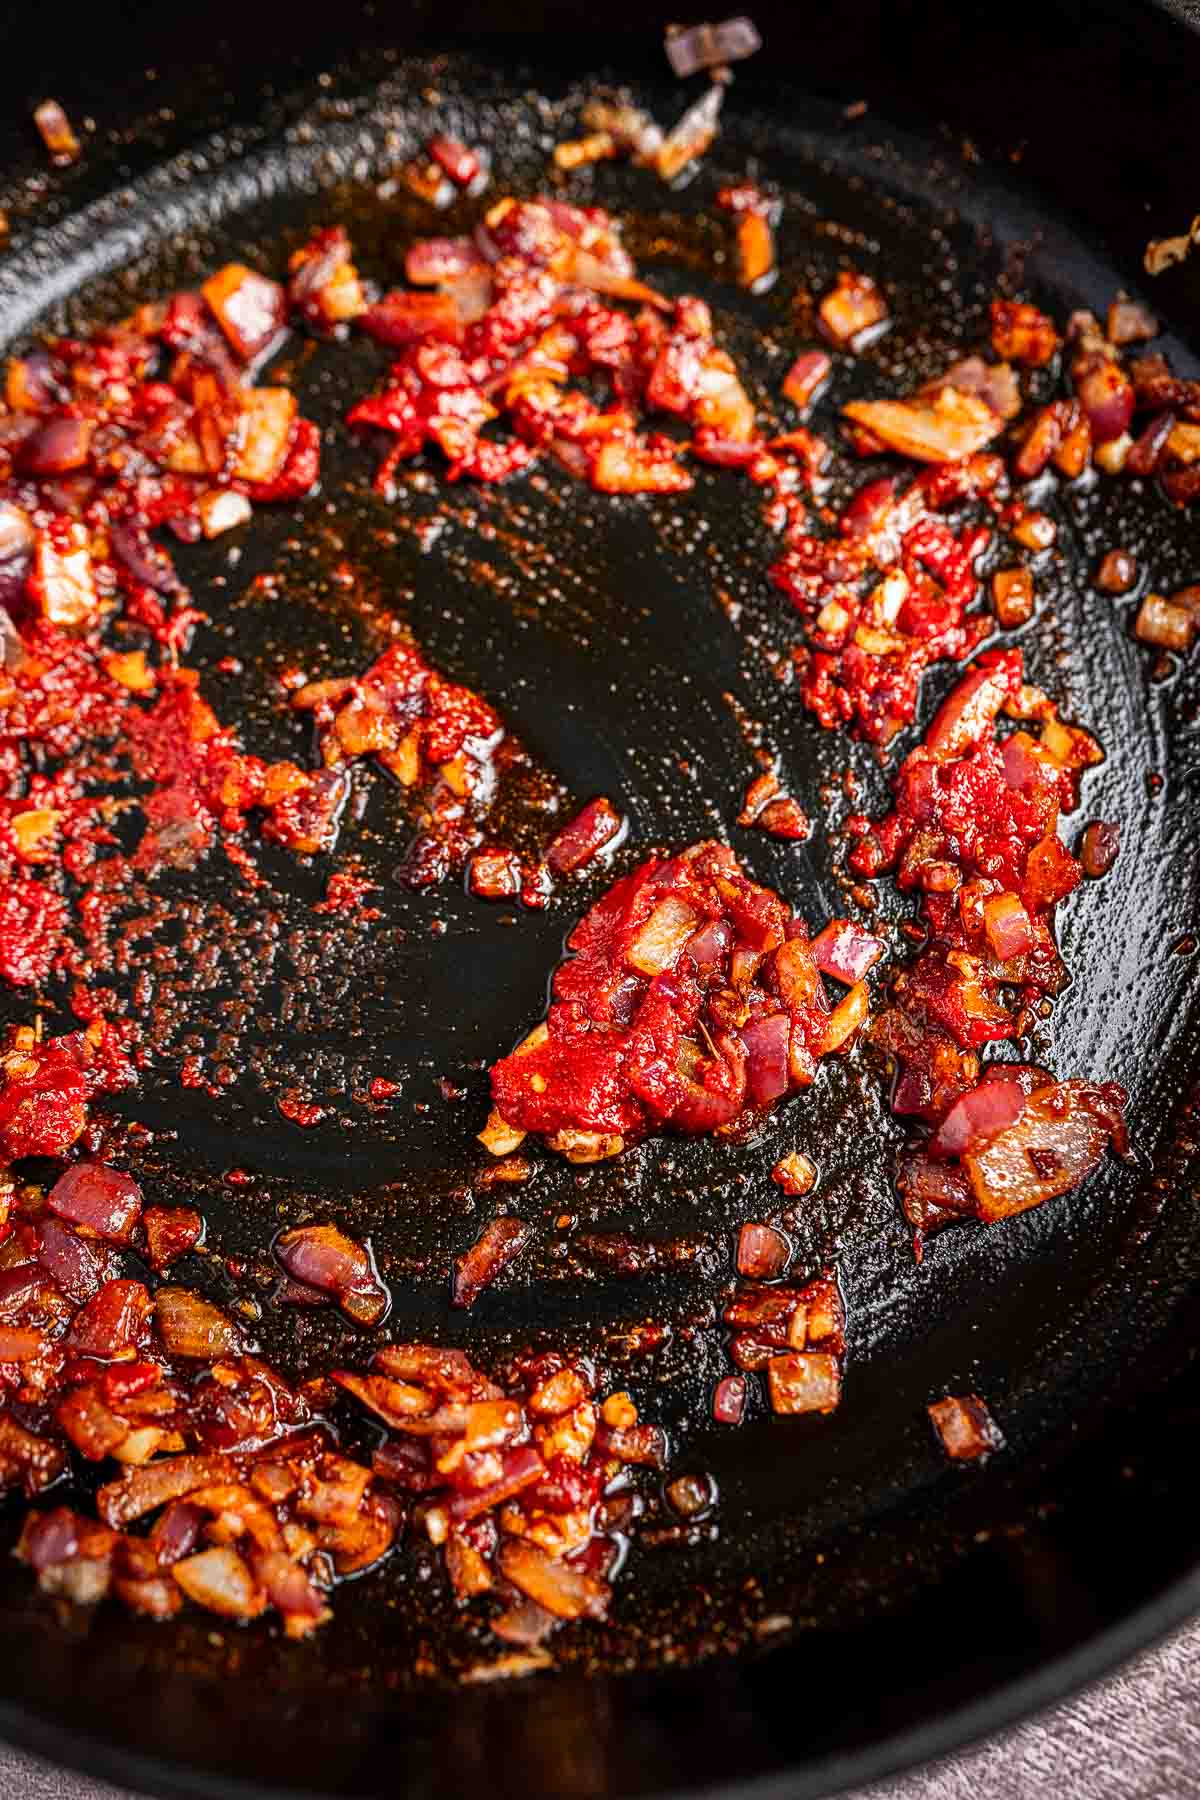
[
  {"xmin": 1079, "ymin": 821, "xmax": 1120, "ymax": 879},
  {"xmin": 782, "ymin": 351, "xmax": 831, "ymax": 412},
  {"xmin": 274, "ymin": 1225, "xmax": 389, "ymax": 1327},
  {"xmin": 930, "ymin": 1078, "xmax": 1025, "ymax": 1159},
  {"xmin": 992, "ymin": 567, "xmax": 1035, "ymax": 628},
  {"xmin": 173, "ymin": 1546, "xmax": 266, "ymax": 1620},
  {"xmin": 628, "ymin": 897, "xmax": 699, "ymax": 975},
  {"xmin": 653, "ymin": 84, "xmax": 724, "ymax": 181},
  {"xmin": 34, "ymin": 100, "xmax": 80, "ymax": 163},
  {"xmin": 452, "ymin": 1217, "xmax": 531, "ymax": 1309},
  {"xmin": 843, "ymin": 388, "xmax": 1000, "ymax": 463},
  {"xmin": 98, "ymin": 1455, "xmax": 237, "ymax": 1529},
  {"xmin": 771, "ymin": 1150, "xmax": 817, "ymax": 1196},
  {"xmin": 712, "ymin": 1375, "xmax": 747, "ymax": 1424},
  {"xmin": 201, "ymin": 265, "xmax": 286, "ymax": 362},
  {"xmin": 155, "ymin": 1286, "xmax": 242, "ymax": 1360},
  {"xmin": 811, "ymin": 919, "xmax": 884, "ymax": 985},
  {"xmin": 478, "ymin": 1109, "xmax": 527, "ymax": 1157},
  {"xmin": 545, "ymin": 797, "xmax": 622, "ymax": 875},
  {"xmin": 919, "ymin": 356, "xmax": 1020, "ymax": 422},
  {"xmin": 1095, "ymin": 549, "xmax": 1137, "ymax": 594},
  {"xmin": 928, "ymin": 1392, "xmax": 1004, "ymax": 1462},
  {"xmin": 48, "ymin": 1162, "xmax": 142, "ymax": 1243},
  {"xmin": 819, "ymin": 271, "xmax": 889, "ymax": 350},
  {"xmin": 767, "ymin": 1351, "xmax": 841, "ymax": 1415},
  {"xmin": 1135, "ymin": 593, "xmax": 1194, "ymax": 652},
  {"xmin": 736, "ymin": 1222, "xmax": 791, "ymax": 1279},
  {"xmin": 963, "ymin": 1080, "xmax": 1126, "ymax": 1221},
  {"xmin": 664, "ymin": 16, "xmax": 762, "ymax": 77},
  {"xmin": 497, "ymin": 1537, "xmax": 610, "ymax": 1621}
]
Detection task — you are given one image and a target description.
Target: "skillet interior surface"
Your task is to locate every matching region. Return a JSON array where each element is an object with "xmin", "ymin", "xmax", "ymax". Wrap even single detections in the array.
[{"xmin": 0, "ymin": 16, "xmax": 1198, "ymax": 1799}]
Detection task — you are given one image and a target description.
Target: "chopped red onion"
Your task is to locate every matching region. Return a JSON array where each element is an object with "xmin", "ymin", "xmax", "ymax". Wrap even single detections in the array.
[
  {"xmin": 451, "ymin": 1216, "xmax": 531, "ymax": 1309},
  {"xmin": 201, "ymin": 265, "xmax": 287, "ymax": 363},
  {"xmin": 820, "ymin": 271, "xmax": 890, "ymax": 352},
  {"xmin": 771, "ymin": 1151, "xmax": 817, "ymax": 1196},
  {"xmin": 20, "ymin": 417, "xmax": 94, "ymax": 476},
  {"xmin": 148, "ymin": 1500, "xmax": 206, "ymax": 1566},
  {"xmin": 545, "ymin": 797, "xmax": 623, "ymax": 875},
  {"xmin": 1126, "ymin": 410, "xmax": 1175, "ymax": 477},
  {"xmin": 570, "ymin": 253, "xmax": 666, "ymax": 307},
  {"xmin": 154, "ymin": 1285, "xmax": 241, "ymax": 1359},
  {"xmin": 736, "ymin": 1222, "xmax": 791, "ymax": 1279},
  {"xmin": 964, "ymin": 1079, "xmax": 1127, "ymax": 1221},
  {"xmin": 497, "ymin": 1537, "xmax": 609, "ymax": 1621},
  {"xmin": 1096, "ymin": 549, "xmax": 1137, "ymax": 595},
  {"xmin": 0, "ymin": 1326, "xmax": 45, "ymax": 1362},
  {"xmin": 0, "ymin": 1264, "xmax": 49, "ymax": 1316},
  {"xmin": 664, "ymin": 16, "xmax": 762, "ymax": 77},
  {"xmin": 98, "ymin": 1454, "xmax": 237, "ymax": 1529},
  {"xmin": 811, "ymin": 919, "xmax": 884, "ymax": 985},
  {"xmin": 289, "ymin": 227, "xmax": 351, "ymax": 305},
  {"xmin": 686, "ymin": 918, "xmax": 733, "ymax": 970},
  {"xmin": 48, "ymin": 1163, "xmax": 142, "ymax": 1243},
  {"xmin": 1074, "ymin": 357, "xmax": 1134, "ymax": 444},
  {"xmin": 665, "ymin": 1471, "xmax": 718, "ymax": 1517},
  {"xmin": 978, "ymin": 1063, "xmax": 1053, "ymax": 1096},
  {"xmin": 443, "ymin": 268, "xmax": 494, "ymax": 327},
  {"xmin": 928, "ymin": 1393, "xmax": 1004, "ymax": 1461},
  {"xmin": 173, "ymin": 1546, "xmax": 263, "ymax": 1621},
  {"xmin": 920, "ymin": 356, "xmax": 1020, "ymax": 422},
  {"xmin": 580, "ymin": 98, "xmax": 663, "ymax": 160},
  {"xmin": 1135, "ymin": 593, "xmax": 1194, "ymax": 652},
  {"xmin": 930, "ymin": 1077, "xmax": 1025, "ymax": 1158},
  {"xmin": 1079, "ymin": 821, "xmax": 1120, "ymax": 878},
  {"xmin": 841, "ymin": 474, "xmax": 896, "ymax": 542},
  {"xmin": 712, "ymin": 1374, "xmax": 747, "ymax": 1424},
  {"xmin": 24, "ymin": 1507, "xmax": 80, "ymax": 1573},
  {"xmin": 274, "ymin": 1224, "xmax": 390, "ymax": 1326},
  {"xmin": 404, "ymin": 237, "xmax": 487, "ymax": 285},
  {"xmin": 1144, "ymin": 218, "xmax": 1199, "ymax": 277},
  {"xmin": 448, "ymin": 1444, "xmax": 545, "ymax": 1521},
  {"xmin": 36, "ymin": 1218, "xmax": 107, "ymax": 1303},
  {"xmin": 896, "ymin": 1152, "xmax": 976, "ymax": 1234},
  {"xmin": 428, "ymin": 135, "xmax": 485, "ymax": 191},
  {"xmin": 68, "ymin": 1280, "xmax": 151, "ymax": 1360},
  {"xmin": 926, "ymin": 661, "xmax": 1014, "ymax": 761},
  {"xmin": 1106, "ymin": 298, "xmax": 1159, "ymax": 346},
  {"xmin": 0, "ymin": 602, "xmax": 27, "ymax": 673},
  {"xmin": 843, "ymin": 389, "xmax": 999, "ymax": 463},
  {"xmin": 34, "ymin": 100, "xmax": 80, "ymax": 163},
  {"xmin": 654, "ymin": 83, "xmax": 724, "ymax": 181},
  {"xmin": 360, "ymin": 291, "xmax": 461, "ymax": 349},
  {"xmin": 109, "ymin": 523, "xmax": 181, "ymax": 595},
  {"xmin": 739, "ymin": 1013, "xmax": 790, "ymax": 1104},
  {"xmin": 991, "ymin": 566, "xmax": 1035, "ymax": 628},
  {"xmin": 490, "ymin": 1597, "xmax": 558, "ymax": 1648},
  {"xmin": 0, "ymin": 502, "xmax": 33, "ymax": 567},
  {"xmin": 767, "ymin": 1351, "xmax": 841, "ymax": 1415},
  {"xmin": 254, "ymin": 1549, "xmax": 326, "ymax": 1621},
  {"xmin": 982, "ymin": 893, "xmax": 1035, "ymax": 960},
  {"xmin": 1001, "ymin": 733, "xmax": 1044, "ymax": 793},
  {"xmin": 601, "ymin": 1422, "xmax": 668, "ymax": 1468}
]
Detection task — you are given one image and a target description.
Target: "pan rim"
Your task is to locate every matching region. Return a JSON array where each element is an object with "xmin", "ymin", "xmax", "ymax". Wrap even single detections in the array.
[{"xmin": 1, "ymin": 1551, "xmax": 1198, "ymax": 1800}]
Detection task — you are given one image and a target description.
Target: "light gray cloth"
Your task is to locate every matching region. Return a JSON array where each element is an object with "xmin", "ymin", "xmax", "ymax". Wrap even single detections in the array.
[{"xmin": 2, "ymin": 1617, "xmax": 1198, "ymax": 1798}]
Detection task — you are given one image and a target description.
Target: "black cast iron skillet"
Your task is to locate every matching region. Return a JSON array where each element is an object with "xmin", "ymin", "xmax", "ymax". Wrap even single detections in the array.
[{"xmin": 0, "ymin": 2, "xmax": 1198, "ymax": 1795}]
